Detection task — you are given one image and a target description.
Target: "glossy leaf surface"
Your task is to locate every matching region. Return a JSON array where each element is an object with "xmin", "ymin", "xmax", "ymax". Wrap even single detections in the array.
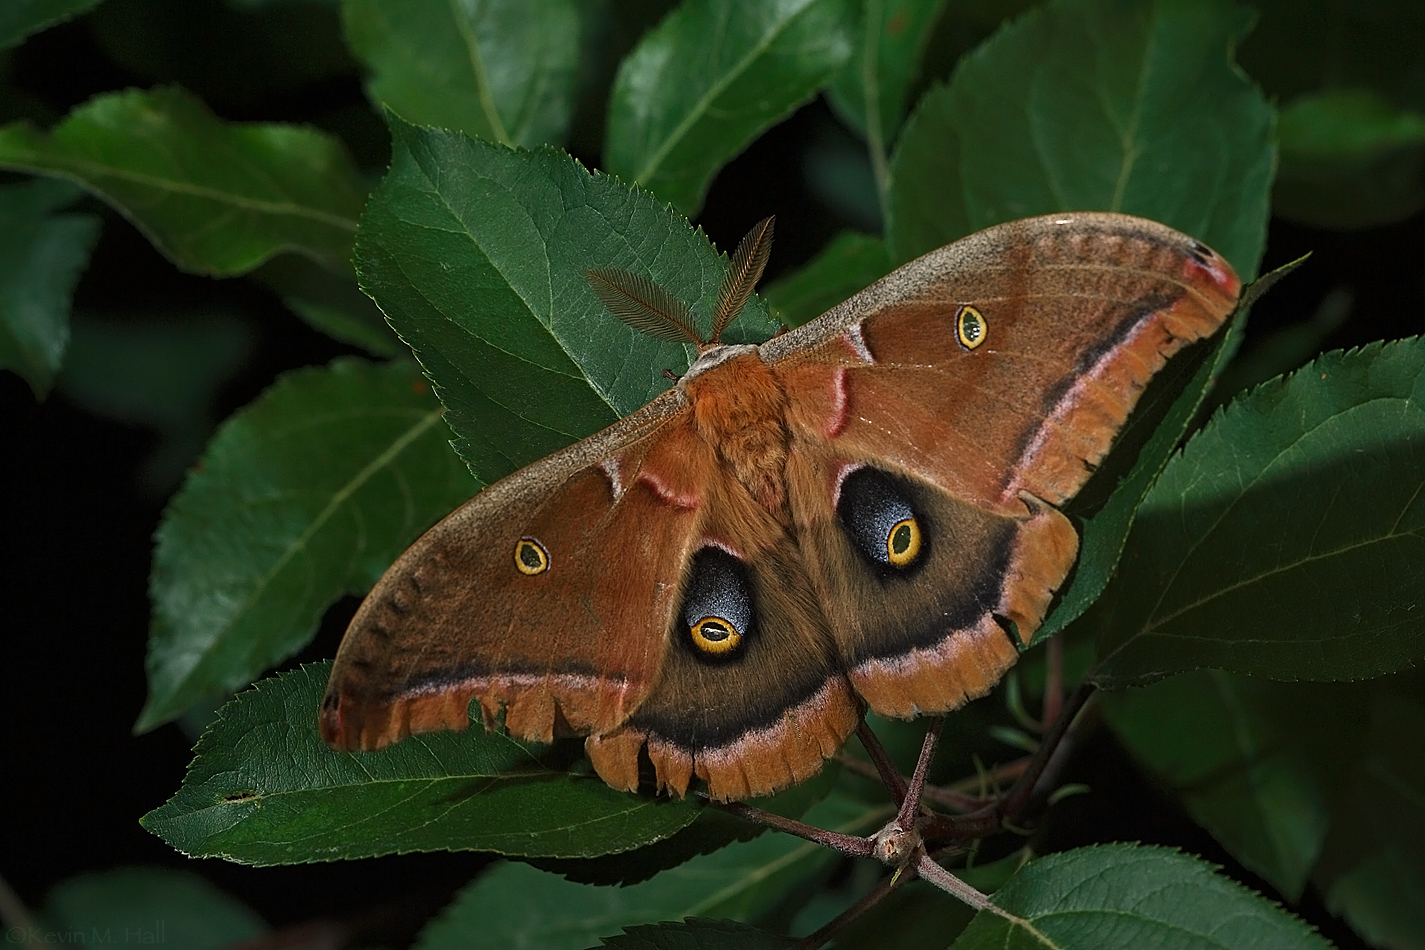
[
  {"xmin": 1315, "ymin": 684, "xmax": 1425, "ymax": 950},
  {"xmin": 343, "ymin": 0, "xmax": 580, "ymax": 147},
  {"xmin": 138, "ymin": 359, "xmax": 476, "ymax": 730},
  {"xmin": 762, "ymin": 231, "xmax": 890, "ymax": 329},
  {"xmin": 605, "ymin": 0, "xmax": 856, "ymax": 214},
  {"xmin": 1104, "ymin": 671, "xmax": 1364, "ymax": 899},
  {"xmin": 826, "ymin": 0, "xmax": 948, "ymax": 154},
  {"xmin": 1092, "ymin": 337, "xmax": 1425, "ymax": 686},
  {"xmin": 354, "ymin": 117, "xmax": 777, "ymax": 485},
  {"xmin": 952, "ymin": 844, "xmax": 1330, "ymax": 949},
  {"xmin": 142, "ymin": 664, "xmax": 700, "ymax": 863},
  {"xmin": 887, "ymin": 0, "xmax": 1274, "ymax": 278},
  {"xmin": 57, "ymin": 311, "xmax": 254, "ymax": 495},
  {"xmin": 0, "ymin": 87, "xmax": 366, "ymax": 275},
  {"xmin": 1274, "ymin": 89, "xmax": 1425, "ymax": 228},
  {"xmin": 418, "ymin": 794, "xmax": 880, "ymax": 950},
  {"xmin": 252, "ymin": 255, "xmax": 403, "ymax": 358},
  {"xmin": 0, "ymin": 178, "xmax": 100, "ymax": 397}
]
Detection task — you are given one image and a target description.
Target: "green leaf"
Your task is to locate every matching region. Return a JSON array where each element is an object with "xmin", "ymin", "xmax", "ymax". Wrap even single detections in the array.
[
  {"xmin": 1208, "ymin": 286, "xmax": 1352, "ymax": 411},
  {"xmin": 826, "ymin": 0, "xmax": 949, "ymax": 211},
  {"xmin": 605, "ymin": 0, "xmax": 857, "ymax": 215},
  {"xmin": 950, "ymin": 844, "xmax": 1331, "ymax": 950},
  {"xmin": 600, "ymin": 920, "xmax": 795, "ymax": 950},
  {"xmin": 830, "ymin": 879, "xmax": 976, "ymax": 950},
  {"xmin": 59, "ymin": 312, "xmax": 252, "ymax": 433},
  {"xmin": 1273, "ymin": 89, "xmax": 1425, "ymax": 229},
  {"xmin": 0, "ymin": 0, "xmax": 103, "ymax": 51},
  {"xmin": 43, "ymin": 867, "xmax": 267, "ymax": 950},
  {"xmin": 762, "ymin": 231, "xmax": 890, "ymax": 329},
  {"xmin": 354, "ymin": 117, "xmax": 778, "ymax": 484},
  {"xmin": 1327, "ymin": 850, "xmax": 1425, "ymax": 950},
  {"xmin": 1090, "ymin": 336, "xmax": 1425, "ymax": 687},
  {"xmin": 142, "ymin": 663, "xmax": 700, "ymax": 863},
  {"xmin": 56, "ymin": 311, "xmax": 254, "ymax": 495},
  {"xmin": 0, "ymin": 87, "xmax": 366, "ymax": 276},
  {"xmin": 827, "ymin": 0, "xmax": 947, "ymax": 142},
  {"xmin": 1036, "ymin": 314, "xmax": 1242, "ymax": 644},
  {"xmin": 1279, "ymin": 89, "xmax": 1425, "ymax": 162},
  {"xmin": 531, "ymin": 762, "xmax": 846, "ymax": 886},
  {"xmin": 887, "ymin": 0, "xmax": 1275, "ymax": 278},
  {"xmin": 0, "ymin": 178, "xmax": 100, "ymax": 397},
  {"xmin": 252, "ymin": 254, "xmax": 403, "ymax": 358},
  {"xmin": 1315, "ymin": 685, "xmax": 1425, "ymax": 950},
  {"xmin": 804, "ymin": 134, "xmax": 882, "ymax": 232},
  {"xmin": 137, "ymin": 358, "xmax": 477, "ymax": 731},
  {"xmin": 419, "ymin": 794, "xmax": 879, "ymax": 950},
  {"xmin": 1102, "ymin": 671, "xmax": 1366, "ymax": 899},
  {"xmin": 342, "ymin": 0, "xmax": 580, "ymax": 147}
]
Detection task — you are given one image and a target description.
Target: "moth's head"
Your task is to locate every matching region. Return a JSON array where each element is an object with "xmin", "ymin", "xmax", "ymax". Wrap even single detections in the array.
[
  {"xmin": 584, "ymin": 217, "xmax": 776, "ymax": 357},
  {"xmin": 681, "ymin": 343, "xmax": 760, "ymax": 385}
]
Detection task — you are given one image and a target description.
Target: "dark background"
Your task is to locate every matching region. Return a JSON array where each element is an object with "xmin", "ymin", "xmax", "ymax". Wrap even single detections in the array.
[{"xmin": 4, "ymin": 8, "xmax": 1421, "ymax": 947}]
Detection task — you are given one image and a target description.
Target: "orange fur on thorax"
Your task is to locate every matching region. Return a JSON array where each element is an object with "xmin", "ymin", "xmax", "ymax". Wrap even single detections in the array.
[{"xmin": 685, "ymin": 353, "xmax": 789, "ymax": 514}]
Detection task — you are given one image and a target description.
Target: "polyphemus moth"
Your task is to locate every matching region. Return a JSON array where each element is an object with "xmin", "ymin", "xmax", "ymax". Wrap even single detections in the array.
[{"xmin": 321, "ymin": 212, "xmax": 1240, "ymax": 803}]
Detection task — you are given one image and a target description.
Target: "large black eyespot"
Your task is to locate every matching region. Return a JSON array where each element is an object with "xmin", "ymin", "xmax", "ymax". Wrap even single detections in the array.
[
  {"xmin": 837, "ymin": 467, "xmax": 928, "ymax": 574},
  {"xmin": 680, "ymin": 547, "xmax": 754, "ymax": 661}
]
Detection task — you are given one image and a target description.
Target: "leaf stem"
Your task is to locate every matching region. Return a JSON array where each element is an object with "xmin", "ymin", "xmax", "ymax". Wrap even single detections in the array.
[
  {"xmin": 797, "ymin": 861, "xmax": 914, "ymax": 949},
  {"xmin": 855, "ymin": 717, "xmax": 908, "ymax": 804},
  {"xmin": 897, "ymin": 716, "xmax": 943, "ymax": 830},
  {"xmin": 914, "ymin": 852, "xmax": 1024, "ymax": 923},
  {"xmin": 923, "ymin": 680, "xmax": 1096, "ymax": 844},
  {"xmin": 708, "ymin": 799, "xmax": 875, "ymax": 858},
  {"xmin": 1043, "ymin": 634, "xmax": 1064, "ymax": 730}
]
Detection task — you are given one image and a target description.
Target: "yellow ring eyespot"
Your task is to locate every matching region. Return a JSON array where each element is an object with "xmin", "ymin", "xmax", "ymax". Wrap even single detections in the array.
[
  {"xmin": 957, "ymin": 305, "xmax": 987, "ymax": 349},
  {"xmin": 690, "ymin": 616, "xmax": 743, "ymax": 655},
  {"xmin": 514, "ymin": 537, "xmax": 549, "ymax": 575},
  {"xmin": 886, "ymin": 517, "xmax": 922, "ymax": 567}
]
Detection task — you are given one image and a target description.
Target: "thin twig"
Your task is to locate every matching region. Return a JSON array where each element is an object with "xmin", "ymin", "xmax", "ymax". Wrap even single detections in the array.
[
  {"xmin": 1043, "ymin": 635, "xmax": 1064, "ymax": 730},
  {"xmin": 914, "ymin": 852, "xmax": 1025, "ymax": 924},
  {"xmin": 842, "ymin": 748, "xmax": 1032, "ymax": 812},
  {"xmin": 856, "ymin": 718, "xmax": 908, "ymax": 804},
  {"xmin": 797, "ymin": 861, "xmax": 916, "ymax": 950},
  {"xmin": 921, "ymin": 680, "xmax": 1096, "ymax": 845},
  {"xmin": 922, "ymin": 758, "xmax": 1031, "ymax": 811},
  {"xmin": 919, "ymin": 785, "xmax": 994, "ymax": 813},
  {"xmin": 993, "ymin": 679, "xmax": 1095, "ymax": 824},
  {"xmin": 709, "ymin": 799, "xmax": 875, "ymax": 857},
  {"xmin": 897, "ymin": 717, "xmax": 943, "ymax": 829}
]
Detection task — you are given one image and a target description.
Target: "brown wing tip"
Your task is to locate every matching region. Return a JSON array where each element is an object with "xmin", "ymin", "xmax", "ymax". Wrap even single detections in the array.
[
  {"xmin": 850, "ymin": 614, "xmax": 1021, "ymax": 719},
  {"xmin": 1183, "ymin": 240, "xmax": 1242, "ymax": 304},
  {"xmin": 585, "ymin": 678, "xmax": 860, "ymax": 802},
  {"xmin": 318, "ymin": 685, "xmax": 474, "ymax": 752},
  {"xmin": 1009, "ymin": 241, "xmax": 1242, "ymax": 507},
  {"xmin": 850, "ymin": 499, "xmax": 1078, "ymax": 719}
]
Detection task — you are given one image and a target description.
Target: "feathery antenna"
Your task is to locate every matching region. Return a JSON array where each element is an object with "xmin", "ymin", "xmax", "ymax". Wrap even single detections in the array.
[
  {"xmin": 711, "ymin": 216, "xmax": 775, "ymax": 343},
  {"xmin": 584, "ymin": 268, "xmax": 704, "ymax": 345}
]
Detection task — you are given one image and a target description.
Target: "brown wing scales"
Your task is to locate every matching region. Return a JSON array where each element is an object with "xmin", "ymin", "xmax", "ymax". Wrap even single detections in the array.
[{"xmin": 323, "ymin": 212, "xmax": 1241, "ymax": 803}]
